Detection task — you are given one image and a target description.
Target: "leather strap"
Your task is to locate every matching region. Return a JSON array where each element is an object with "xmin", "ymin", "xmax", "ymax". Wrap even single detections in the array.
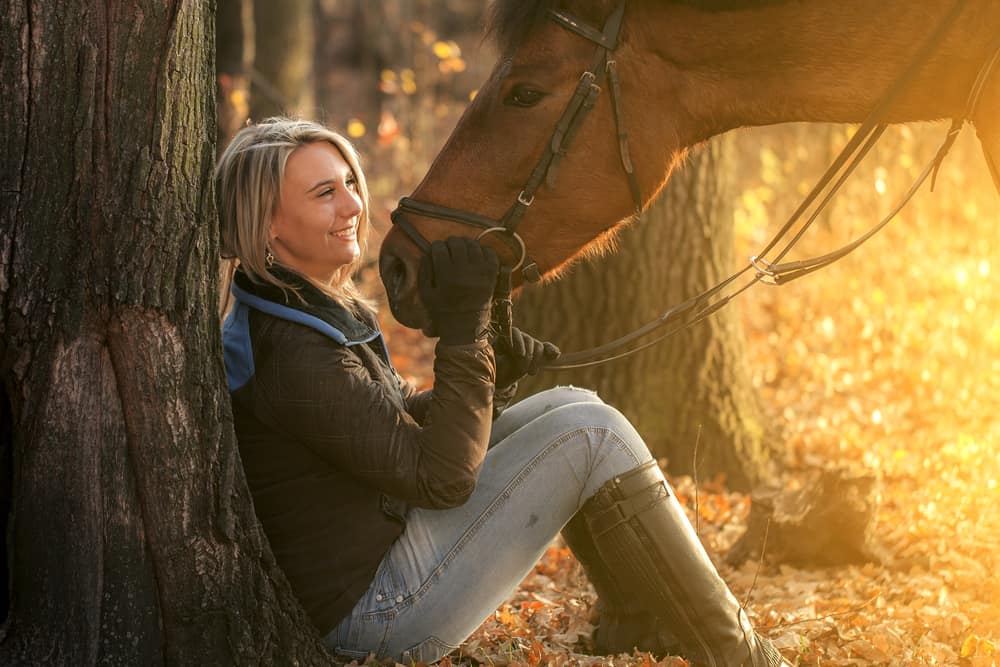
[
  {"xmin": 549, "ymin": 8, "xmax": 619, "ymax": 50},
  {"xmin": 607, "ymin": 58, "xmax": 642, "ymax": 218},
  {"xmin": 587, "ymin": 460, "xmax": 668, "ymax": 537}
]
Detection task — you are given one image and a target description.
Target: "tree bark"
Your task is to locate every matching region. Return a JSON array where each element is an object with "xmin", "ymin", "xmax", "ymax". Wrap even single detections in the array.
[
  {"xmin": 250, "ymin": 0, "xmax": 315, "ymax": 119},
  {"xmin": 0, "ymin": 2, "xmax": 333, "ymax": 663},
  {"xmin": 513, "ymin": 139, "xmax": 777, "ymax": 491}
]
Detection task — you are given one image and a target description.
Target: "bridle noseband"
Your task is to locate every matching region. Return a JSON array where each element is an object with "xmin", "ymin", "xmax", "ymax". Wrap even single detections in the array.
[{"xmin": 391, "ymin": 1, "xmax": 639, "ymax": 289}]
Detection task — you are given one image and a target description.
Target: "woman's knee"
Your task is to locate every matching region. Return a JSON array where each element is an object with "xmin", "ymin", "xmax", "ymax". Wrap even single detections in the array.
[
  {"xmin": 491, "ymin": 385, "xmax": 606, "ymax": 447},
  {"xmin": 491, "ymin": 395, "xmax": 652, "ymax": 472},
  {"xmin": 551, "ymin": 401, "xmax": 651, "ymax": 460},
  {"xmin": 526, "ymin": 385, "xmax": 604, "ymax": 412}
]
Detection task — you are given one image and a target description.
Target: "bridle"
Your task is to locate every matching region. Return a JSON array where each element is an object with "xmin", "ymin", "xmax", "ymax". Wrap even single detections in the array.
[
  {"xmin": 391, "ymin": 1, "xmax": 638, "ymax": 345},
  {"xmin": 390, "ymin": 0, "xmax": 1000, "ymax": 369},
  {"xmin": 392, "ymin": 1, "xmax": 639, "ymax": 284}
]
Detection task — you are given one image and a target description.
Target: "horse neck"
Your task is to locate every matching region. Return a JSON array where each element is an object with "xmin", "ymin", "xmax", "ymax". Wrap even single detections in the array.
[{"xmin": 632, "ymin": 0, "xmax": 1000, "ymax": 144}]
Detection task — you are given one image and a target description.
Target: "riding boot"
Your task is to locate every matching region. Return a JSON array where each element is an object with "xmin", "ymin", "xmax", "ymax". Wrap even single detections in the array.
[
  {"xmin": 562, "ymin": 513, "xmax": 679, "ymax": 656},
  {"xmin": 579, "ymin": 459, "xmax": 786, "ymax": 667}
]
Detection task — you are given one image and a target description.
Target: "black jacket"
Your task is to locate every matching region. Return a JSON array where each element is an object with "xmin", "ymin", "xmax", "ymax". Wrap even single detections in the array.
[{"xmin": 223, "ymin": 269, "xmax": 495, "ymax": 633}]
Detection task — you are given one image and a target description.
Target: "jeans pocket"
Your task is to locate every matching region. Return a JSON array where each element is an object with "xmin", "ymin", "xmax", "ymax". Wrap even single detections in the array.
[
  {"xmin": 370, "ymin": 554, "xmax": 407, "ymax": 611},
  {"xmin": 400, "ymin": 635, "xmax": 460, "ymax": 664},
  {"xmin": 329, "ymin": 608, "xmax": 396, "ymax": 660}
]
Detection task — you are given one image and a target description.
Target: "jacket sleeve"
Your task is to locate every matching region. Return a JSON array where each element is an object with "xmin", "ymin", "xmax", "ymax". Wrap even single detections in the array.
[
  {"xmin": 251, "ymin": 321, "xmax": 495, "ymax": 509},
  {"xmin": 491, "ymin": 382, "xmax": 519, "ymax": 420},
  {"xmin": 399, "ymin": 379, "xmax": 433, "ymax": 425}
]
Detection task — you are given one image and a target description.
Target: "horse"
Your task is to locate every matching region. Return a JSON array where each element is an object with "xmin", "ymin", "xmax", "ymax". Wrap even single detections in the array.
[{"xmin": 378, "ymin": 0, "xmax": 1000, "ymax": 330}]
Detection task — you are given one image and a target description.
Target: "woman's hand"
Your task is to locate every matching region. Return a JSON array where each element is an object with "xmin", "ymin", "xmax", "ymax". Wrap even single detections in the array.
[
  {"xmin": 494, "ymin": 327, "xmax": 560, "ymax": 390},
  {"xmin": 418, "ymin": 237, "xmax": 500, "ymax": 345}
]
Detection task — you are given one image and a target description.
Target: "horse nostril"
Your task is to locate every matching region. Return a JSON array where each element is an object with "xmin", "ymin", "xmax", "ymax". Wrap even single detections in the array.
[{"xmin": 380, "ymin": 253, "xmax": 407, "ymax": 300}]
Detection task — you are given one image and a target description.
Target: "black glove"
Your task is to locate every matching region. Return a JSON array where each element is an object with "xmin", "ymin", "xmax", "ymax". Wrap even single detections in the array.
[
  {"xmin": 418, "ymin": 237, "xmax": 500, "ymax": 345},
  {"xmin": 494, "ymin": 327, "xmax": 560, "ymax": 390}
]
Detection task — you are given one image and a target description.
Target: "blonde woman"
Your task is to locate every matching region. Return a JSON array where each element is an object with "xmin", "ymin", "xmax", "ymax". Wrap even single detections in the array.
[{"xmin": 217, "ymin": 118, "xmax": 788, "ymax": 667}]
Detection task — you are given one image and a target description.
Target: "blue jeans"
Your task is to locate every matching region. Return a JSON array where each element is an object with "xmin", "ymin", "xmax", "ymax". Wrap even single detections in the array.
[{"xmin": 324, "ymin": 387, "xmax": 656, "ymax": 663}]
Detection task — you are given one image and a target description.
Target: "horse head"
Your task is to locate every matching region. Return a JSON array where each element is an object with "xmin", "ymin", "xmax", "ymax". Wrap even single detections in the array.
[{"xmin": 380, "ymin": 0, "xmax": 1000, "ymax": 330}]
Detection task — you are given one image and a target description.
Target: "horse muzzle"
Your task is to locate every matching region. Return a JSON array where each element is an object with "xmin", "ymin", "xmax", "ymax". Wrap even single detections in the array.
[{"xmin": 378, "ymin": 222, "xmax": 431, "ymax": 330}]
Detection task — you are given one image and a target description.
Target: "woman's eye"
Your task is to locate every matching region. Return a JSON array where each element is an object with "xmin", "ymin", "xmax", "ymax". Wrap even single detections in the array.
[
  {"xmin": 346, "ymin": 178, "xmax": 359, "ymax": 191},
  {"xmin": 504, "ymin": 85, "xmax": 546, "ymax": 108}
]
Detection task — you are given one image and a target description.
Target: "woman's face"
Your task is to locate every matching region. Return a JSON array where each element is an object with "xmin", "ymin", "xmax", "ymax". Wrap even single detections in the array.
[{"xmin": 270, "ymin": 141, "xmax": 363, "ymax": 283}]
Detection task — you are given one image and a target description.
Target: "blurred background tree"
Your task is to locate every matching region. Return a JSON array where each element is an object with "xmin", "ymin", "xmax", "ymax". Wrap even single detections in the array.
[
  {"xmin": 251, "ymin": 0, "xmax": 316, "ymax": 120},
  {"xmin": 513, "ymin": 140, "xmax": 775, "ymax": 490}
]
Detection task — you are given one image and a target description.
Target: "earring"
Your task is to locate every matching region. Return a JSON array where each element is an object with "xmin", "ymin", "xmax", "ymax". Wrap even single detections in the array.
[{"xmin": 265, "ymin": 248, "xmax": 275, "ymax": 267}]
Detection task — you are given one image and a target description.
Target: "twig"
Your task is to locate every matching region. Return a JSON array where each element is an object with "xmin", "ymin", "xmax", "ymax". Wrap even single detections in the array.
[
  {"xmin": 765, "ymin": 593, "xmax": 881, "ymax": 631},
  {"xmin": 693, "ymin": 424, "xmax": 702, "ymax": 537},
  {"xmin": 478, "ymin": 646, "xmax": 496, "ymax": 667}
]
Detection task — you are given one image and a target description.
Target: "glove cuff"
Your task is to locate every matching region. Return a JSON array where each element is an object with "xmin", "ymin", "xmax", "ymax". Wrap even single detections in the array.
[{"xmin": 434, "ymin": 308, "xmax": 492, "ymax": 345}]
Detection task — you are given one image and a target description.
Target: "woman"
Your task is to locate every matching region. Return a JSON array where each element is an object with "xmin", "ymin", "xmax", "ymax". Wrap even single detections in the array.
[{"xmin": 217, "ymin": 117, "xmax": 788, "ymax": 667}]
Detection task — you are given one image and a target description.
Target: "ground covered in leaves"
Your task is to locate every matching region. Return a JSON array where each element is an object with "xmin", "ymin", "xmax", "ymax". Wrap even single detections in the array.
[{"xmin": 366, "ymin": 127, "xmax": 998, "ymax": 666}]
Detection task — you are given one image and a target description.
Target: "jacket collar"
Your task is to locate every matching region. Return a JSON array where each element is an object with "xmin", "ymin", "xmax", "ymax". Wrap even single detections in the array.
[{"xmin": 232, "ymin": 267, "xmax": 378, "ymax": 344}]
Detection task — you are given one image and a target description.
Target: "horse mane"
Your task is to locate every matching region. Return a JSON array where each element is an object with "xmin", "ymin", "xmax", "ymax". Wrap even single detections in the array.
[{"xmin": 486, "ymin": 0, "xmax": 792, "ymax": 55}]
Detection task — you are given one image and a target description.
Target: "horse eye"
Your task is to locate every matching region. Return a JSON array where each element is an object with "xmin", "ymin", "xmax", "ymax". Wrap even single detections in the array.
[{"xmin": 504, "ymin": 85, "xmax": 546, "ymax": 108}]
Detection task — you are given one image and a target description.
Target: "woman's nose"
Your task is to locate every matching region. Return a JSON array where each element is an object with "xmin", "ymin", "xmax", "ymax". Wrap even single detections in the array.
[{"xmin": 343, "ymin": 189, "xmax": 363, "ymax": 217}]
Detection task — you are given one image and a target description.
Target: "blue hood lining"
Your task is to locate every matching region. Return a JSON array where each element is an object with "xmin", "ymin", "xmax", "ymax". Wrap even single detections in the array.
[{"xmin": 223, "ymin": 284, "xmax": 388, "ymax": 392}]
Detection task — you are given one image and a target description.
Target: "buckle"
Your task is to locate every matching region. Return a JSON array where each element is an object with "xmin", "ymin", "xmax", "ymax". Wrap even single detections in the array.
[{"xmin": 750, "ymin": 255, "xmax": 779, "ymax": 284}]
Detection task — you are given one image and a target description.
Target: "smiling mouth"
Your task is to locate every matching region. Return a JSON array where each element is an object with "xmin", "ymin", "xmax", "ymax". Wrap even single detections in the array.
[{"xmin": 330, "ymin": 224, "xmax": 357, "ymax": 238}]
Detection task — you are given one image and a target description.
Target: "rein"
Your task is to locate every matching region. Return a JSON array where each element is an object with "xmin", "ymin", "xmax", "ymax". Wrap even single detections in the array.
[{"xmin": 391, "ymin": 0, "xmax": 998, "ymax": 369}]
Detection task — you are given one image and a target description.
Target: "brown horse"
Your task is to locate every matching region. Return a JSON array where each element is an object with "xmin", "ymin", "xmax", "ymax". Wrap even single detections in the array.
[{"xmin": 379, "ymin": 0, "xmax": 1000, "ymax": 329}]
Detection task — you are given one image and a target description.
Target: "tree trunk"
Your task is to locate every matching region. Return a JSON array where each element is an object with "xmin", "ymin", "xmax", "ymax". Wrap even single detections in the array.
[
  {"xmin": 0, "ymin": 2, "xmax": 333, "ymax": 664},
  {"xmin": 250, "ymin": 0, "xmax": 315, "ymax": 119},
  {"xmin": 216, "ymin": 0, "xmax": 254, "ymax": 149},
  {"xmin": 513, "ymin": 139, "xmax": 777, "ymax": 491},
  {"xmin": 316, "ymin": 0, "xmax": 371, "ymax": 129}
]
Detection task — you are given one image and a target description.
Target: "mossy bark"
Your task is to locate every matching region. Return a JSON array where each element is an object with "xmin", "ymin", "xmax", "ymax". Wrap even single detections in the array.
[{"xmin": 0, "ymin": 2, "xmax": 333, "ymax": 663}]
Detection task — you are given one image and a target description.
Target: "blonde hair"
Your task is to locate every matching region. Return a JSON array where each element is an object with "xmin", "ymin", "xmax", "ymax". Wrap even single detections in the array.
[{"xmin": 216, "ymin": 117, "xmax": 373, "ymax": 313}]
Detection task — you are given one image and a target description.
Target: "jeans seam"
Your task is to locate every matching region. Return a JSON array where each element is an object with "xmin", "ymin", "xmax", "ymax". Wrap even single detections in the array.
[
  {"xmin": 401, "ymin": 634, "xmax": 460, "ymax": 663},
  {"xmin": 407, "ymin": 425, "xmax": 639, "ymax": 605}
]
